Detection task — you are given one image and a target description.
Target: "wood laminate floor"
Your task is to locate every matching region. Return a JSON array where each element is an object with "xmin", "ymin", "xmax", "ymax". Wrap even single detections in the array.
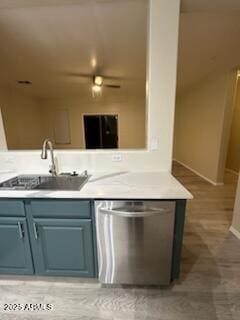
[{"xmin": 0, "ymin": 162, "xmax": 240, "ymax": 320}]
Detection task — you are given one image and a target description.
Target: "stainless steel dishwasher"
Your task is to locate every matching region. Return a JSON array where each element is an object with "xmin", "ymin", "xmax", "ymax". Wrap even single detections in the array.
[{"xmin": 95, "ymin": 200, "xmax": 175, "ymax": 285}]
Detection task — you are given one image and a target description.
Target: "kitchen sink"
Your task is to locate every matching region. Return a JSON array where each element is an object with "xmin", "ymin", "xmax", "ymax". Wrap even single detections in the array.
[
  {"xmin": 34, "ymin": 175, "xmax": 88, "ymax": 191},
  {"xmin": 0, "ymin": 174, "xmax": 89, "ymax": 191}
]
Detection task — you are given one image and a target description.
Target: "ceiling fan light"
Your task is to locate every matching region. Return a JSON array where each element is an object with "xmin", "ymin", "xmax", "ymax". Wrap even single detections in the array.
[
  {"xmin": 92, "ymin": 84, "xmax": 102, "ymax": 93},
  {"xmin": 94, "ymin": 76, "xmax": 103, "ymax": 86}
]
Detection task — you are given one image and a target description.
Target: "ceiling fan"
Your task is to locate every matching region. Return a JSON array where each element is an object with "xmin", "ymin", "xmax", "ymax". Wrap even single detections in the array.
[
  {"xmin": 91, "ymin": 75, "xmax": 120, "ymax": 96},
  {"xmin": 63, "ymin": 70, "xmax": 122, "ymax": 97},
  {"xmin": 91, "ymin": 75, "xmax": 121, "ymax": 97},
  {"xmin": 64, "ymin": 70, "xmax": 121, "ymax": 86},
  {"xmin": 93, "ymin": 75, "xmax": 121, "ymax": 89}
]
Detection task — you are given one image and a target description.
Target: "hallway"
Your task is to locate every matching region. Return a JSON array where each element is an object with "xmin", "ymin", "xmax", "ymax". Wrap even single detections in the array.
[
  {"xmin": 173, "ymin": 161, "xmax": 238, "ymax": 234},
  {"xmin": 172, "ymin": 161, "xmax": 240, "ymax": 318}
]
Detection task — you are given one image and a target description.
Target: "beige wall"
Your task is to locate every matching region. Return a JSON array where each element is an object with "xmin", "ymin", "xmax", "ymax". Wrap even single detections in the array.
[
  {"xmin": 174, "ymin": 70, "xmax": 236, "ymax": 184},
  {"xmin": 226, "ymin": 78, "xmax": 240, "ymax": 173},
  {"xmin": 0, "ymin": 88, "xmax": 44, "ymax": 149},
  {"xmin": 1, "ymin": 87, "xmax": 146, "ymax": 150},
  {"xmin": 39, "ymin": 90, "xmax": 146, "ymax": 149}
]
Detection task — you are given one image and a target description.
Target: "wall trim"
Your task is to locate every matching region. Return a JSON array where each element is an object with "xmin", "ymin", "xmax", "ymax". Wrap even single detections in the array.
[
  {"xmin": 173, "ymin": 159, "xmax": 224, "ymax": 186},
  {"xmin": 230, "ymin": 226, "xmax": 240, "ymax": 240},
  {"xmin": 225, "ymin": 168, "xmax": 239, "ymax": 176}
]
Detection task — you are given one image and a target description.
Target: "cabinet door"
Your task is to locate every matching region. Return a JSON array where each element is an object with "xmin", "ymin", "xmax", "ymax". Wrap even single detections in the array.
[
  {"xmin": 0, "ymin": 217, "xmax": 34, "ymax": 274},
  {"xmin": 32, "ymin": 218, "xmax": 95, "ymax": 277}
]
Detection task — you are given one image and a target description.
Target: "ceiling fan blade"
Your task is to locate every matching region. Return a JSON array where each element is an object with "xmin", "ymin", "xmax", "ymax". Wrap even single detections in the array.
[
  {"xmin": 104, "ymin": 84, "xmax": 121, "ymax": 89},
  {"xmin": 102, "ymin": 75, "xmax": 124, "ymax": 80},
  {"xmin": 63, "ymin": 71, "xmax": 123, "ymax": 81},
  {"xmin": 63, "ymin": 72, "xmax": 93, "ymax": 78}
]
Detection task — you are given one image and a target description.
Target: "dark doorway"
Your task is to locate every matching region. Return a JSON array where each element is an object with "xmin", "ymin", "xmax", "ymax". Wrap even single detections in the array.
[{"xmin": 83, "ymin": 115, "xmax": 118, "ymax": 149}]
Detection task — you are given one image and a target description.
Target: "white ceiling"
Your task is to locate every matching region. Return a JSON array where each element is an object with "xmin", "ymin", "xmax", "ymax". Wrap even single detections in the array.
[
  {"xmin": 178, "ymin": 0, "xmax": 240, "ymax": 93},
  {"xmin": 1, "ymin": 0, "xmax": 240, "ymax": 98},
  {"xmin": 0, "ymin": 0, "xmax": 147, "ymax": 98}
]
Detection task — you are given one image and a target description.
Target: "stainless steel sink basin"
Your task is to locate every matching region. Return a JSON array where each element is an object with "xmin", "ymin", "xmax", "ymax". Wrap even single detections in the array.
[
  {"xmin": 34, "ymin": 176, "xmax": 88, "ymax": 191},
  {"xmin": 0, "ymin": 174, "xmax": 89, "ymax": 191}
]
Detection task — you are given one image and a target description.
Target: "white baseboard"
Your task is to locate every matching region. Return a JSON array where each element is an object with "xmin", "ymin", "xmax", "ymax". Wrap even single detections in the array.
[
  {"xmin": 173, "ymin": 159, "xmax": 224, "ymax": 186},
  {"xmin": 225, "ymin": 168, "xmax": 239, "ymax": 176},
  {"xmin": 230, "ymin": 226, "xmax": 240, "ymax": 240}
]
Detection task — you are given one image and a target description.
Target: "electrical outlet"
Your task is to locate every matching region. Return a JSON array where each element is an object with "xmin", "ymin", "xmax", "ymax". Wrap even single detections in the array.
[{"xmin": 112, "ymin": 154, "xmax": 122, "ymax": 162}]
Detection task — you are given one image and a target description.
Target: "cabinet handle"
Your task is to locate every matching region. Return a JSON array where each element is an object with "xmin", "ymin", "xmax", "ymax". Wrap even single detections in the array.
[
  {"xmin": 18, "ymin": 222, "xmax": 24, "ymax": 239},
  {"xmin": 33, "ymin": 223, "xmax": 38, "ymax": 240}
]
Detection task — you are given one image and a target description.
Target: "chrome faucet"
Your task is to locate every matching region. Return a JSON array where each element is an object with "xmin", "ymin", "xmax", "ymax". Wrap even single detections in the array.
[{"xmin": 41, "ymin": 139, "xmax": 57, "ymax": 176}]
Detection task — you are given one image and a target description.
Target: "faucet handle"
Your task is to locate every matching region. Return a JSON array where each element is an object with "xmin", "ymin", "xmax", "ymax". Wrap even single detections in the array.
[{"xmin": 49, "ymin": 164, "xmax": 57, "ymax": 176}]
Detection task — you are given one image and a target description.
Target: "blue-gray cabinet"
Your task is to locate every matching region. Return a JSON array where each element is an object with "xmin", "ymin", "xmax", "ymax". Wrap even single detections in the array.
[
  {"xmin": 30, "ymin": 218, "xmax": 95, "ymax": 277},
  {"xmin": 0, "ymin": 199, "xmax": 97, "ymax": 277},
  {"xmin": 29, "ymin": 200, "xmax": 91, "ymax": 219},
  {"xmin": 0, "ymin": 200, "xmax": 25, "ymax": 217},
  {"xmin": 26, "ymin": 199, "xmax": 97, "ymax": 277},
  {"xmin": 0, "ymin": 217, "xmax": 33, "ymax": 274}
]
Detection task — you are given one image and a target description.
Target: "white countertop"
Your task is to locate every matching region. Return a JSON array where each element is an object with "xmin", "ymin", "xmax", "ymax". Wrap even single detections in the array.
[{"xmin": 0, "ymin": 171, "xmax": 193, "ymax": 200}]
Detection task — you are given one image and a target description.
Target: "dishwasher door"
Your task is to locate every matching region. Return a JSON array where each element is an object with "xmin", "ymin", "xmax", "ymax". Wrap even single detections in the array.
[{"xmin": 95, "ymin": 201, "xmax": 175, "ymax": 285}]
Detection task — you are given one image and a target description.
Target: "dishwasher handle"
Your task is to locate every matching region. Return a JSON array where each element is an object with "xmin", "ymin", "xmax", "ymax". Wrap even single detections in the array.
[{"xmin": 100, "ymin": 207, "xmax": 171, "ymax": 218}]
